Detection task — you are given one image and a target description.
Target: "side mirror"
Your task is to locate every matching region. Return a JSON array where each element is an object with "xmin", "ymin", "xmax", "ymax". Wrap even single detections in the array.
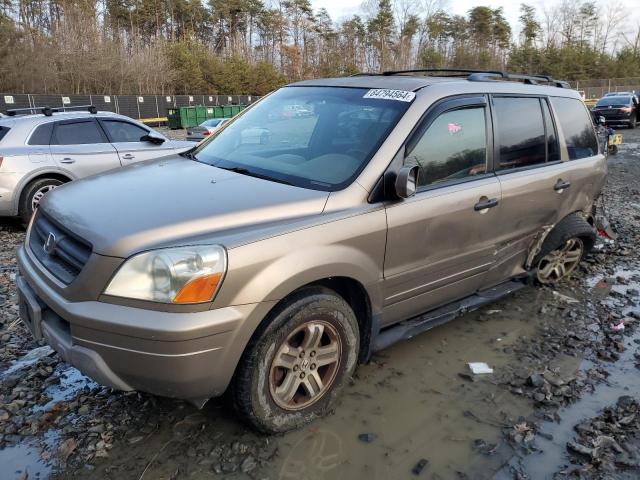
[
  {"xmin": 598, "ymin": 116, "xmax": 606, "ymax": 126},
  {"xmin": 395, "ymin": 165, "xmax": 419, "ymax": 199},
  {"xmin": 141, "ymin": 132, "xmax": 166, "ymax": 145}
]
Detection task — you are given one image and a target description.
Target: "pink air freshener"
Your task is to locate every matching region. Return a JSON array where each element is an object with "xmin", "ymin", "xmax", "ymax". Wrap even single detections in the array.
[{"xmin": 448, "ymin": 123, "xmax": 462, "ymax": 134}]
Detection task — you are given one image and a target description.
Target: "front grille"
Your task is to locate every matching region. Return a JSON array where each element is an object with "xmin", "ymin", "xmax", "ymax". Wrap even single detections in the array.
[{"xmin": 29, "ymin": 211, "xmax": 92, "ymax": 284}]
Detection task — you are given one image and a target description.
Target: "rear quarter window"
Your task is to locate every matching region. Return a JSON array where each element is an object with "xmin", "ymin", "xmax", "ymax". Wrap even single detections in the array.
[
  {"xmin": 28, "ymin": 123, "xmax": 54, "ymax": 145},
  {"xmin": 0, "ymin": 126, "xmax": 10, "ymax": 143},
  {"xmin": 550, "ymin": 97, "xmax": 598, "ymax": 160}
]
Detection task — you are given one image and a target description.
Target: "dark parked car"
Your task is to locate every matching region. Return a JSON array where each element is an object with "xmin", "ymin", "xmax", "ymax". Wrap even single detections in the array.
[{"xmin": 591, "ymin": 95, "xmax": 639, "ymax": 128}]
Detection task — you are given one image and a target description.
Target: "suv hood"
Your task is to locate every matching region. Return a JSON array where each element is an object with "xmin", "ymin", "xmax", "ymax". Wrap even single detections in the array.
[{"xmin": 40, "ymin": 157, "xmax": 329, "ymax": 258}]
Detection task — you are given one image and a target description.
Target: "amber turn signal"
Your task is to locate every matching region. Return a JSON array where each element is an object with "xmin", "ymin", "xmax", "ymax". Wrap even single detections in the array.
[{"xmin": 172, "ymin": 272, "xmax": 222, "ymax": 304}]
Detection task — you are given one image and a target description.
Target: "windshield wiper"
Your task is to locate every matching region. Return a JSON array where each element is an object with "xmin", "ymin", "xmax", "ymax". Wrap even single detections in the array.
[
  {"xmin": 181, "ymin": 150, "xmax": 198, "ymax": 160},
  {"xmin": 217, "ymin": 166, "xmax": 294, "ymax": 186}
]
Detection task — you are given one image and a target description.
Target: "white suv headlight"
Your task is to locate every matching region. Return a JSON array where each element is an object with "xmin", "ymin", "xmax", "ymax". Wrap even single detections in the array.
[{"xmin": 104, "ymin": 245, "xmax": 227, "ymax": 304}]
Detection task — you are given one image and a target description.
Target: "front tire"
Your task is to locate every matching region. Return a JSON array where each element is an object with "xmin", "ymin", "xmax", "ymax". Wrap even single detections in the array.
[
  {"xmin": 232, "ymin": 287, "xmax": 360, "ymax": 433},
  {"xmin": 19, "ymin": 178, "xmax": 63, "ymax": 224}
]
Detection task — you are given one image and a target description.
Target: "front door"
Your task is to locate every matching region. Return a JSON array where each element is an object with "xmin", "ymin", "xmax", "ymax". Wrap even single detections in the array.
[
  {"xmin": 99, "ymin": 118, "xmax": 174, "ymax": 165},
  {"xmin": 383, "ymin": 96, "xmax": 502, "ymax": 325}
]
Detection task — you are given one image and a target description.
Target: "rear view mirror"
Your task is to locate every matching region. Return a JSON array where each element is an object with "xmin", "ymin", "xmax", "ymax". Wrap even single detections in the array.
[
  {"xmin": 141, "ymin": 132, "xmax": 165, "ymax": 144},
  {"xmin": 395, "ymin": 165, "xmax": 419, "ymax": 199}
]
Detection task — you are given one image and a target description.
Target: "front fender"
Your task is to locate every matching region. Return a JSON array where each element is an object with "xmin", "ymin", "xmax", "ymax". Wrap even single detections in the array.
[{"xmin": 214, "ymin": 209, "xmax": 387, "ymax": 311}]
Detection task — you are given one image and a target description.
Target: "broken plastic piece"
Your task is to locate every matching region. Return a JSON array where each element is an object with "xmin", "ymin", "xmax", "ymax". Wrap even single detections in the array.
[
  {"xmin": 611, "ymin": 321, "xmax": 625, "ymax": 332},
  {"xmin": 552, "ymin": 291, "xmax": 579, "ymax": 304},
  {"xmin": 468, "ymin": 362, "xmax": 494, "ymax": 375}
]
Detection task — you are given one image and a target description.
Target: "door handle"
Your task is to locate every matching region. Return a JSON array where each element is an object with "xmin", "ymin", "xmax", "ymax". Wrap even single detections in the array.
[
  {"xmin": 122, "ymin": 154, "xmax": 135, "ymax": 160},
  {"xmin": 554, "ymin": 180, "xmax": 571, "ymax": 192},
  {"xmin": 60, "ymin": 158, "xmax": 75, "ymax": 164},
  {"xmin": 474, "ymin": 198, "xmax": 499, "ymax": 212}
]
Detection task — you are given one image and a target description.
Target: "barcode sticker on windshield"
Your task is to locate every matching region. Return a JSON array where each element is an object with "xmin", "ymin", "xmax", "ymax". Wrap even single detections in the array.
[{"xmin": 363, "ymin": 89, "xmax": 416, "ymax": 102}]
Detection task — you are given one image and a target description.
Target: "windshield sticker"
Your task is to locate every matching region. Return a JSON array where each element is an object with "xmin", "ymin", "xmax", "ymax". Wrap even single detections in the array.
[
  {"xmin": 448, "ymin": 122, "xmax": 462, "ymax": 134},
  {"xmin": 363, "ymin": 89, "xmax": 416, "ymax": 102}
]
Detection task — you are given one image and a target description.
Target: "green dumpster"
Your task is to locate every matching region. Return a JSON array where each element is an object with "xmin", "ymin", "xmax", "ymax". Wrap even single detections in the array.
[
  {"xmin": 195, "ymin": 106, "xmax": 207, "ymax": 124},
  {"xmin": 222, "ymin": 105, "xmax": 233, "ymax": 118},
  {"xmin": 213, "ymin": 106, "xmax": 224, "ymax": 118},
  {"xmin": 184, "ymin": 107, "xmax": 198, "ymax": 128},
  {"xmin": 167, "ymin": 108, "xmax": 181, "ymax": 129}
]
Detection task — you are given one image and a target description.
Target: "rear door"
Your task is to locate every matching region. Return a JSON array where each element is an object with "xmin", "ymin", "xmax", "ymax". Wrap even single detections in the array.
[
  {"xmin": 549, "ymin": 96, "xmax": 606, "ymax": 215},
  {"xmin": 50, "ymin": 119, "xmax": 121, "ymax": 178},
  {"xmin": 485, "ymin": 95, "xmax": 575, "ymax": 286},
  {"xmin": 99, "ymin": 118, "xmax": 174, "ymax": 166},
  {"xmin": 383, "ymin": 96, "xmax": 502, "ymax": 324}
]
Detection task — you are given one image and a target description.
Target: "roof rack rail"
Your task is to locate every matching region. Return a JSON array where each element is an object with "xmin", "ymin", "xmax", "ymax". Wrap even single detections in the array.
[
  {"xmin": 382, "ymin": 68, "xmax": 505, "ymax": 77},
  {"xmin": 6, "ymin": 104, "xmax": 98, "ymax": 117},
  {"xmin": 467, "ymin": 72, "xmax": 571, "ymax": 88},
  {"xmin": 380, "ymin": 68, "xmax": 571, "ymax": 88}
]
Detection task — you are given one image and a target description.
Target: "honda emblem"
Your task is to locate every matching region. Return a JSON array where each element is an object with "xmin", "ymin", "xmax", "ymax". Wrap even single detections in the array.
[{"xmin": 43, "ymin": 232, "xmax": 56, "ymax": 254}]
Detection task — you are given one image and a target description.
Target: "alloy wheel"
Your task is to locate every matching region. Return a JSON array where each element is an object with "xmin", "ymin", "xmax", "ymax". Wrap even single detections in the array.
[
  {"xmin": 31, "ymin": 184, "xmax": 58, "ymax": 211},
  {"xmin": 269, "ymin": 320, "xmax": 341, "ymax": 411},
  {"xmin": 537, "ymin": 237, "xmax": 584, "ymax": 284}
]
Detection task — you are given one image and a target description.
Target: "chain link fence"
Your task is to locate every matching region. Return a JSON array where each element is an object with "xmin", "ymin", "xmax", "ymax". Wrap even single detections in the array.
[
  {"xmin": 0, "ymin": 93, "xmax": 258, "ymax": 121},
  {"xmin": 568, "ymin": 78, "xmax": 640, "ymax": 100}
]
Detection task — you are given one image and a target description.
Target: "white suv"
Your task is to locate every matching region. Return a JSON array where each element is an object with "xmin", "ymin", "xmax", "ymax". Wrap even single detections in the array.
[{"xmin": 0, "ymin": 107, "xmax": 191, "ymax": 221}]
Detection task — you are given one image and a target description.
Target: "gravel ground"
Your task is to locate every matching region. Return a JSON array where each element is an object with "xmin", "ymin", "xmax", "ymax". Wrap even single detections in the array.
[{"xmin": 1, "ymin": 129, "xmax": 640, "ymax": 479}]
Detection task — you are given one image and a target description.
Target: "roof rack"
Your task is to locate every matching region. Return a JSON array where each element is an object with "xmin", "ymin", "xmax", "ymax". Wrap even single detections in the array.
[
  {"xmin": 6, "ymin": 104, "xmax": 98, "ymax": 117},
  {"xmin": 381, "ymin": 68, "xmax": 571, "ymax": 88},
  {"xmin": 383, "ymin": 68, "xmax": 505, "ymax": 77}
]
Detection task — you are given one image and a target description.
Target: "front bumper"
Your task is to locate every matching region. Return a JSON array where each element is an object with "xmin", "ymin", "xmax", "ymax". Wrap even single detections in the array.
[{"xmin": 16, "ymin": 245, "xmax": 274, "ymax": 404}]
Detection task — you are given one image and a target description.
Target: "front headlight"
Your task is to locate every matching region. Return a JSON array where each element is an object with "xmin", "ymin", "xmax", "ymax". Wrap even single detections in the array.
[{"xmin": 104, "ymin": 245, "xmax": 227, "ymax": 304}]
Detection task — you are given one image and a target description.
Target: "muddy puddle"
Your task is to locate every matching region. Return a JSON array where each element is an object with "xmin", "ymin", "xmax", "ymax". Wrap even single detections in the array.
[
  {"xmin": 47, "ymin": 287, "xmax": 557, "ymax": 480},
  {"xmin": 4, "ymin": 274, "xmax": 633, "ymax": 480},
  {"xmin": 496, "ymin": 265, "xmax": 640, "ymax": 479}
]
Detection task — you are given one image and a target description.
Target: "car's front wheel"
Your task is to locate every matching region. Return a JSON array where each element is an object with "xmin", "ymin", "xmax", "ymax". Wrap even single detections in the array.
[
  {"xmin": 19, "ymin": 178, "xmax": 64, "ymax": 224},
  {"xmin": 232, "ymin": 286, "xmax": 360, "ymax": 433}
]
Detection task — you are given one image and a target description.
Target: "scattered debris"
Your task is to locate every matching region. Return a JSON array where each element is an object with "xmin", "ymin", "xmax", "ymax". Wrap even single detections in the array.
[
  {"xmin": 411, "ymin": 458, "xmax": 428, "ymax": 475},
  {"xmin": 357, "ymin": 433, "xmax": 377, "ymax": 443},
  {"xmin": 467, "ymin": 362, "xmax": 494, "ymax": 375}
]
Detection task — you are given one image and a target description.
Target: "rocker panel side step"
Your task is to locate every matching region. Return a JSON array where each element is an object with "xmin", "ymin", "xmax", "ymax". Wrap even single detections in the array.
[{"xmin": 373, "ymin": 279, "xmax": 527, "ymax": 352}]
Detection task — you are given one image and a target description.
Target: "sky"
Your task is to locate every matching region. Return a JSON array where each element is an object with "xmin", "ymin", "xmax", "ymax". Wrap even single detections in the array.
[{"xmin": 310, "ymin": 0, "xmax": 640, "ymax": 36}]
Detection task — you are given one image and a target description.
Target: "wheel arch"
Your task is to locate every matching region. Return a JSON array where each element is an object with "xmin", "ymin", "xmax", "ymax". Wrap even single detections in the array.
[
  {"xmin": 12, "ymin": 169, "xmax": 74, "ymax": 215},
  {"xmin": 525, "ymin": 210, "xmax": 596, "ymax": 269}
]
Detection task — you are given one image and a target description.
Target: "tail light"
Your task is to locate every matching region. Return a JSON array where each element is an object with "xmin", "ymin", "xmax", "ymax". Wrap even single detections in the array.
[
  {"xmin": 202, "ymin": 131, "xmax": 210, "ymax": 136},
  {"xmin": 620, "ymin": 107, "xmax": 632, "ymax": 113}
]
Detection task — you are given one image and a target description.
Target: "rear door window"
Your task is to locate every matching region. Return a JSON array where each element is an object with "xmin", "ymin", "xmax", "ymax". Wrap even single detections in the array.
[
  {"xmin": 52, "ymin": 120, "xmax": 106, "ymax": 145},
  {"xmin": 101, "ymin": 120, "xmax": 149, "ymax": 143},
  {"xmin": 493, "ymin": 97, "xmax": 546, "ymax": 170},
  {"xmin": 28, "ymin": 123, "xmax": 54, "ymax": 145},
  {"xmin": 550, "ymin": 97, "xmax": 598, "ymax": 160},
  {"xmin": 405, "ymin": 107, "xmax": 487, "ymax": 188}
]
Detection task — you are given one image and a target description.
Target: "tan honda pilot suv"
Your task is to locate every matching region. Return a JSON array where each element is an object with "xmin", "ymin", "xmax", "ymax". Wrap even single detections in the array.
[{"xmin": 16, "ymin": 70, "xmax": 608, "ymax": 433}]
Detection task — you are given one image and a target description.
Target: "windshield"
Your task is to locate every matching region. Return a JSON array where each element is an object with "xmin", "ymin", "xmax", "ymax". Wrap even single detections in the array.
[
  {"xmin": 192, "ymin": 86, "xmax": 412, "ymax": 191},
  {"xmin": 596, "ymin": 96, "xmax": 632, "ymax": 107},
  {"xmin": 202, "ymin": 119, "xmax": 223, "ymax": 127}
]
